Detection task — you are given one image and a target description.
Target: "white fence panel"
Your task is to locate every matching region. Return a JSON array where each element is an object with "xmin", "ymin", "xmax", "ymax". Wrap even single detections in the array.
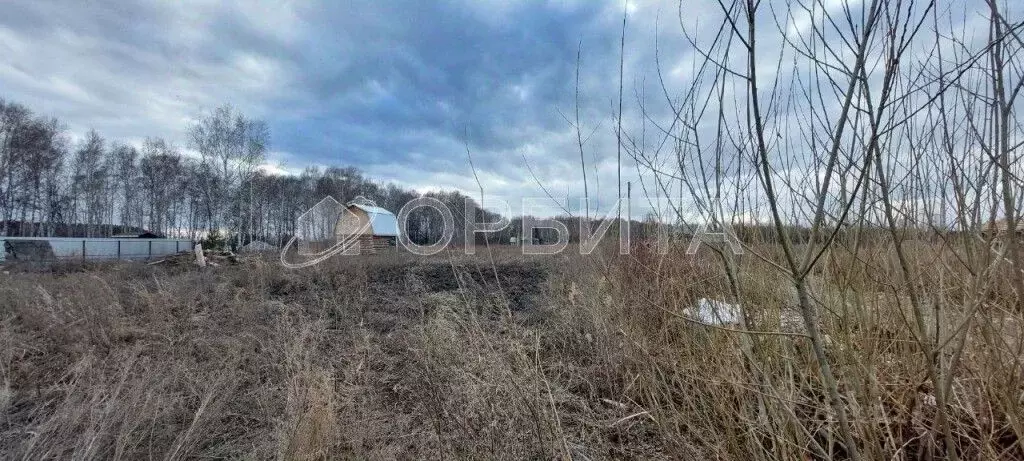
[{"xmin": 1, "ymin": 237, "xmax": 193, "ymax": 262}]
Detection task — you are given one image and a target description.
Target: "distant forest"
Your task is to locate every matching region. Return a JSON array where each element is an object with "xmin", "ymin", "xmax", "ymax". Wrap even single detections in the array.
[
  {"xmin": 0, "ymin": 98, "xmax": 531, "ymax": 246},
  {"xmin": 0, "ymin": 98, "xmax": 665, "ymax": 248}
]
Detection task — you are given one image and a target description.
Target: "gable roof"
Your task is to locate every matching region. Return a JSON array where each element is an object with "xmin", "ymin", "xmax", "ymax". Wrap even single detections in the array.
[{"xmin": 347, "ymin": 203, "xmax": 399, "ymax": 237}]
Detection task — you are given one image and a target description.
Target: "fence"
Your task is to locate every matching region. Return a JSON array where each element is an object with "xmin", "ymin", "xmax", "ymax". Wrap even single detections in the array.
[{"xmin": 0, "ymin": 237, "xmax": 193, "ymax": 262}]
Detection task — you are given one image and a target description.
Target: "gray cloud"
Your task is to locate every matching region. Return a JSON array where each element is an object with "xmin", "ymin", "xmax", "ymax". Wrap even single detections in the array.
[
  {"xmin": 13, "ymin": 0, "xmax": 979, "ymax": 217},
  {"xmin": 1, "ymin": 0, "xmax": 691, "ymax": 209}
]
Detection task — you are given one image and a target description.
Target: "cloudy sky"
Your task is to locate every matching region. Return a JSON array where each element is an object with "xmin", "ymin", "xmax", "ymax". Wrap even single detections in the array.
[
  {"xmin": 1, "ymin": 0, "xmax": 1001, "ymax": 220},
  {"xmin": 0, "ymin": 0, "xmax": 705, "ymax": 213}
]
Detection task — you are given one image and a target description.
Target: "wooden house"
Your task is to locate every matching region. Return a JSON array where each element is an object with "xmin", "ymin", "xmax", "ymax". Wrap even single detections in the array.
[{"xmin": 335, "ymin": 202, "xmax": 399, "ymax": 253}]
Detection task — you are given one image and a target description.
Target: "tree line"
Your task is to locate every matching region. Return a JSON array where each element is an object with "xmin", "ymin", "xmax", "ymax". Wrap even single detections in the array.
[
  {"xmin": 0, "ymin": 99, "xmax": 519, "ymax": 246},
  {"xmin": 1, "ymin": 96, "xmax": 671, "ymax": 250}
]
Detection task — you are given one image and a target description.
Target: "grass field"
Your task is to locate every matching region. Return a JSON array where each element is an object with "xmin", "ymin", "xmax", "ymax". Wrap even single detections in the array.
[{"xmin": 0, "ymin": 242, "xmax": 1021, "ymax": 459}]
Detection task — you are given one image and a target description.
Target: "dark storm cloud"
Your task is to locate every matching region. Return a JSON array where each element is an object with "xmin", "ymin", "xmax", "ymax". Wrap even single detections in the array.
[
  {"xmin": 0, "ymin": 0, "xmax": 687, "ymax": 206},
  {"xmin": 268, "ymin": 1, "xmax": 625, "ymax": 167}
]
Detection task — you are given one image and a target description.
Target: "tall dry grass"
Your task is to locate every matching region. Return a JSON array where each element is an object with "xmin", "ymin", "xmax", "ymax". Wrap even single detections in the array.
[
  {"xmin": 0, "ymin": 241, "xmax": 1020, "ymax": 459},
  {"xmin": 562, "ymin": 238, "xmax": 1024, "ymax": 459}
]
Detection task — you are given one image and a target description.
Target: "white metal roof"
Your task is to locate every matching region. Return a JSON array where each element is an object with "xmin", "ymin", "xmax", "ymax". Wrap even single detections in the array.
[{"xmin": 347, "ymin": 203, "xmax": 400, "ymax": 237}]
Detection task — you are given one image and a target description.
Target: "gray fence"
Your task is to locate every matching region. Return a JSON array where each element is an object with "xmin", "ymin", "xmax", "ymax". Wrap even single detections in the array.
[{"xmin": 0, "ymin": 237, "xmax": 193, "ymax": 262}]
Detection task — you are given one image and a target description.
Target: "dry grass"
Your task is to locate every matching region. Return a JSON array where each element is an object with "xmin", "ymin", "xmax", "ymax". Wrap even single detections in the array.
[{"xmin": 0, "ymin": 242, "xmax": 1021, "ymax": 459}]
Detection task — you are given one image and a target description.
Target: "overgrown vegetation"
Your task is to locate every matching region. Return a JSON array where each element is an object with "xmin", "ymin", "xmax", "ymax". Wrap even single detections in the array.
[
  {"xmin": 0, "ymin": 241, "xmax": 1019, "ymax": 459},
  {"xmin": 2, "ymin": 0, "xmax": 1024, "ymax": 459}
]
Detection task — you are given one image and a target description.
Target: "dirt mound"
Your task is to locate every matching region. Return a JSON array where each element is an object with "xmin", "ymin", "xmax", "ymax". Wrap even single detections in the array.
[
  {"xmin": 369, "ymin": 260, "xmax": 548, "ymax": 312},
  {"xmin": 151, "ymin": 249, "xmax": 245, "ymax": 267}
]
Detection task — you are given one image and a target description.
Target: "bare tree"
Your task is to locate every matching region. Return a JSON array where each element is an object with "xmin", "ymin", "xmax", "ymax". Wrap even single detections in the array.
[
  {"xmin": 188, "ymin": 104, "xmax": 268, "ymax": 240},
  {"xmin": 72, "ymin": 130, "xmax": 107, "ymax": 237},
  {"xmin": 109, "ymin": 143, "xmax": 141, "ymax": 230}
]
